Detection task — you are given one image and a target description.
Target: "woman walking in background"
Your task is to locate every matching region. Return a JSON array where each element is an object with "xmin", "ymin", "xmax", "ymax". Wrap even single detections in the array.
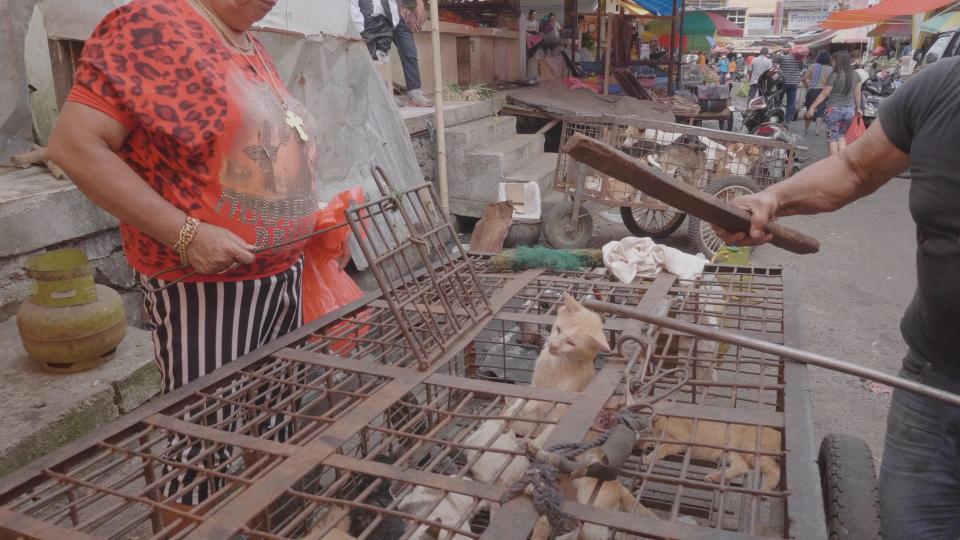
[
  {"xmin": 805, "ymin": 50, "xmax": 862, "ymax": 155},
  {"xmin": 802, "ymin": 50, "xmax": 833, "ymax": 136}
]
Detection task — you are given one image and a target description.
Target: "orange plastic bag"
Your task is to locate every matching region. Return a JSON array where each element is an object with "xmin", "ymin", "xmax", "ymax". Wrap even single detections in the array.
[
  {"xmin": 845, "ymin": 114, "xmax": 866, "ymax": 145},
  {"xmin": 302, "ymin": 188, "xmax": 366, "ymax": 324}
]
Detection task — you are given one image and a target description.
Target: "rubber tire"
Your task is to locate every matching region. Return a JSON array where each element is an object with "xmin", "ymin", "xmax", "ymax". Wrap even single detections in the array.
[
  {"xmin": 687, "ymin": 176, "xmax": 761, "ymax": 260},
  {"xmin": 619, "ymin": 206, "xmax": 686, "ymax": 239},
  {"xmin": 543, "ymin": 201, "xmax": 593, "ymax": 249},
  {"xmin": 818, "ymin": 433, "xmax": 882, "ymax": 540}
]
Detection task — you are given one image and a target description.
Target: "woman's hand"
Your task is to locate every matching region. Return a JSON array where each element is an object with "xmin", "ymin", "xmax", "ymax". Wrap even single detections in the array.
[
  {"xmin": 805, "ymin": 108, "xmax": 815, "ymax": 119},
  {"xmin": 186, "ymin": 223, "xmax": 256, "ymax": 274},
  {"xmin": 710, "ymin": 191, "xmax": 778, "ymax": 247}
]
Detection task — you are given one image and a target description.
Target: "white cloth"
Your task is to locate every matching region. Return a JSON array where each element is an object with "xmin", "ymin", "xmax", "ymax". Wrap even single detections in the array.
[{"xmin": 602, "ymin": 237, "xmax": 706, "ymax": 283}]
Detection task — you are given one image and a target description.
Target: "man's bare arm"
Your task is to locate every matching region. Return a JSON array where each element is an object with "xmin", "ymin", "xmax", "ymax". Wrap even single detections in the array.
[{"xmin": 714, "ymin": 119, "xmax": 910, "ymax": 245}]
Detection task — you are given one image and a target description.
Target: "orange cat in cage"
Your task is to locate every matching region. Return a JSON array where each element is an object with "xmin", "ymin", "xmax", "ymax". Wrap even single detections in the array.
[
  {"xmin": 641, "ymin": 415, "xmax": 782, "ymax": 492},
  {"xmin": 509, "ymin": 294, "xmax": 610, "ymax": 438}
]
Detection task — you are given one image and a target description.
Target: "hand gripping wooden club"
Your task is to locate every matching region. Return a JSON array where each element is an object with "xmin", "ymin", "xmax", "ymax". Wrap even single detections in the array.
[{"xmin": 563, "ymin": 132, "xmax": 820, "ymax": 255}]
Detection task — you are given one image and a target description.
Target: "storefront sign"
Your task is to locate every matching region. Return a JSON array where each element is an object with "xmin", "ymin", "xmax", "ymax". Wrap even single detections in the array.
[{"xmin": 788, "ymin": 11, "xmax": 829, "ymax": 31}]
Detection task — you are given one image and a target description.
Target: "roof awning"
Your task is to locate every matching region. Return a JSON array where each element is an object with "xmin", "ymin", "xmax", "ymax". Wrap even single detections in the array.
[
  {"xmin": 868, "ymin": 21, "xmax": 913, "ymax": 38},
  {"xmin": 821, "ymin": 0, "xmax": 954, "ymax": 29},
  {"xmin": 631, "ymin": 0, "xmax": 673, "ymax": 17},
  {"xmin": 615, "ymin": 0, "xmax": 651, "ymax": 16}
]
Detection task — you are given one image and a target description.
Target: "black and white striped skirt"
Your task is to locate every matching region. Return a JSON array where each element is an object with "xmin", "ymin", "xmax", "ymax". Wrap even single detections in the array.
[{"xmin": 139, "ymin": 259, "xmax": 304, "ymax": 504}]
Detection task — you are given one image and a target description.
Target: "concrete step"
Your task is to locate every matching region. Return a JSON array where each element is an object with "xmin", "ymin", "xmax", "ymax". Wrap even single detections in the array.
[
  {"xmin": 449, "ymin": 134, "xmax": 546, "ymax": 218},
  {"xmin": 0, "ymin": 318, "xmax": 159, "ymax": 476},
  {"xmin": 505, "ymin": 152, "xmax": 559, "ymax": 193},
  {"xmin": 444, "ymin": 115, "xmax": 519, "ymax": 167},
  {"xmin": 468, "ymin": 134, "xmax": 545, "ymax": 178}
]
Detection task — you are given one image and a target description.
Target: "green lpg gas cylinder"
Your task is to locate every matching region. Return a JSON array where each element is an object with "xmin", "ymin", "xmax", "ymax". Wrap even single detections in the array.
[{"xmin": 15, "ymin": 248, "xmax": 126, "ymax": 373}]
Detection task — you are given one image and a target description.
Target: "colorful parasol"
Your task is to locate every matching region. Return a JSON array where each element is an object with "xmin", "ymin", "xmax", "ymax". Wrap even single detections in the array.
[{"xmin": 644, "ymin": 11, "xmax": 743, "ymax": 51}]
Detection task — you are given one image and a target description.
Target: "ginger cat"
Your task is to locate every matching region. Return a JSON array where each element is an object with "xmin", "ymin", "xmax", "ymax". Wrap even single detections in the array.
[
  {"xmin": 509, "ymin": 294, "xmax": 611, "ymax": 438},
  {"xmin": 642, "ymin": 416, "xmax": 781, "ymax": 492}
]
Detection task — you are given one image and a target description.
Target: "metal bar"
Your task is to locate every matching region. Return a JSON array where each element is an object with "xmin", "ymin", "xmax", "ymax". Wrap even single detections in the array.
[
  {"xmin": 0, "ymin": 507, "xmax": 101, "ymax": 540},
  {"xmin": 582, "ymin": 298, "xmax": 960, "ymax": 408},
  {"xmin": 272, "ymin": 348, "xmax": 410, "ymax": 379},
  {"xmin": 425, "ymin": 373, "xmax": 576, "ymax": 404},
  {"xmin": 655, "ymin": 402, "xmax": 784, "ymax": 428},
  {"xmin": 780, "ymin": 269, "xmax": 827, "ymax": 540}
]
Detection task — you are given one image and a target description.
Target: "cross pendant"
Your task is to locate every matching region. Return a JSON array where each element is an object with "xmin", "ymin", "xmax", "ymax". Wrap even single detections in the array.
[{"xmin": 285, "ymin": 109, "xmax": 309, "ymax": 142}]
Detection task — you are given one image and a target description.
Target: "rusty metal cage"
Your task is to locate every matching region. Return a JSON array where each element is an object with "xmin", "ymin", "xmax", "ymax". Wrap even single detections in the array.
[
  {"xmin": 553, "ymin": 117, "xmax": 798, "ymax": 234},
  {"xmin": 0, "ymin": 182, "xmax": 823, "ymax": 539}
]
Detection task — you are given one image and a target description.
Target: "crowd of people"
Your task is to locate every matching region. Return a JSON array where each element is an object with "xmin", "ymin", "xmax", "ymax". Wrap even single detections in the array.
[{"xmin": 692, "ymin": 46, "xmax": 891, "ymax": 154}]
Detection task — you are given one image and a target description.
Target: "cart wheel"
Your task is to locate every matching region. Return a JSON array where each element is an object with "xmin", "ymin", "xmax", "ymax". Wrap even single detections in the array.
[
  {"xmin": 619, "ymin": 206, "xmax": 686, "ymax": 239},
  {"xmin": 818, "ymin": 433, "xmax": 882, "ymax": 539},
  {"xmin": 687, "ymin": 176, "xmax": 761, "ymax": 260},
  {"xmin": 543, "ymin": 201, "xmax": 593, "ymax": 249}
]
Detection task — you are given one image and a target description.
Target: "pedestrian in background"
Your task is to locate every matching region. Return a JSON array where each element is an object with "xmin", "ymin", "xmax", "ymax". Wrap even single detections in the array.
[
  {"xmin": 352, "ymin": 0, "xmax": 434, "ymax": 107},
  {"xmin": 802, "ymin": 50, "xmax": 833, "ymax": 135},
  {"xmin": 717, "ymin": 54, "xmax": 729, "ymax": 83},
  {"xmin": 748, "ymin": 47, "xmax": 773, "ymax": 100},
  {"xmin": 775, "ymin": 48, "xmax": 804, "ymax": 123},
  {"xmin": 806, "ymin": 50, "xmax": 861, "ymax": 155}
]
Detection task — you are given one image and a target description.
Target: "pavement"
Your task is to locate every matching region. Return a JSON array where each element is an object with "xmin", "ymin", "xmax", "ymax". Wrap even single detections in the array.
[{"xmin": 594, "ymin": 117, "xmax": 915, "ymax": 461}]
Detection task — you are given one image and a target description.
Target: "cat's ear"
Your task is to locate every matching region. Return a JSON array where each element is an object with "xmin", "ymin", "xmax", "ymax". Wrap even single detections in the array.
[
  {"xmin": 561, "ymin": 293, "xmax": 580, "ymax": 311},
  {"xmin": 591, "ymin": 331, "xmax": 612, "ymax": 353}
]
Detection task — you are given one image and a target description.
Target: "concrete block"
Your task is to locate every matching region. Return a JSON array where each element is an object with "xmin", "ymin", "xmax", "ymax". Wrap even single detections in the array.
[
  {"xmin": 0, "ymin": 318, "xmax": 159, "ymax": 476},
  {"xmin": 468, "ymin": 134, "xmax": 544, "ymax": 178},
  {"xmin": 0, "ymin": 166, "xmax": 117, "ymax": 258},
  {"xmin": 505, "ymin": 152, "xmax": 559, "ymax": 193},
  {"xmin": 399, "ymin": 96, "xmax": 506, "ymax": 135},
  {"xmin": 445, "ymin": 115, "xmax": 518, "ymax": 169}
]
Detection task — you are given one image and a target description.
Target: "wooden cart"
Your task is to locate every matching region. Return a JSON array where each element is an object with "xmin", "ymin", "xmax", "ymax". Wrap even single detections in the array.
[{"xmin": 545, "ymin": 116, "xmax": 799, "ymax": 259}]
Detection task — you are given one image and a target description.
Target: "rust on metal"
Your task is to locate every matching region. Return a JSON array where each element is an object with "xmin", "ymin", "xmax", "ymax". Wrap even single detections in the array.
[{"xmin": 0, "ymin": 177, "xmax": 811, "ymax": 539}]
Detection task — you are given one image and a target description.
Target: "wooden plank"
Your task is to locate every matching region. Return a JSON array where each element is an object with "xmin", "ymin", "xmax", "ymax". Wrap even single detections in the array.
[{"xmin": 562, "ymin": 133, "xmax": 820, "ymax": 255}]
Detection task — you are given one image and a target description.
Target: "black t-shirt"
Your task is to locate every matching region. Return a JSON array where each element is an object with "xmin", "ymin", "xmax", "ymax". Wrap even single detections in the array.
[{"xmin": 879, "ymin": 57, "xmax": 960, "ymax": 377}]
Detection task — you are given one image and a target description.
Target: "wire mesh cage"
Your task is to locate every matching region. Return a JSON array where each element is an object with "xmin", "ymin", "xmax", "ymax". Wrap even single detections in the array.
[
  {"xmin": 554, "ymin": 116, "xmax": 799, "ymax": 209},
  {"xmin": 0, "ymin": 236, "xmax": 818, "ymax": 539},
  {"xmin": 345, "ymin": 168, "xmax": 493, "ymax": 371}
]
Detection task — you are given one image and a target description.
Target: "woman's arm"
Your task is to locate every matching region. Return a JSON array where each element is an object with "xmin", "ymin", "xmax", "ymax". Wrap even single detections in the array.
[
  {"xmin": 854, "ymin": 81, "xmax": 863, "ymax": 111},
  {"xmin": 48, "ymin": 102, "xmax": 255, "ymax": 274},
  {"xmin": 807, "ymin": 85, "xmax": 832, "ymax": 113}
]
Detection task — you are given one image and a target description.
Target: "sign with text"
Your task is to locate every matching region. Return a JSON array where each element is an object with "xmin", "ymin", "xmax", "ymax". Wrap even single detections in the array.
[{"xmin": 788, "ymin": 11, "xmax": 829, "ymax": 31}]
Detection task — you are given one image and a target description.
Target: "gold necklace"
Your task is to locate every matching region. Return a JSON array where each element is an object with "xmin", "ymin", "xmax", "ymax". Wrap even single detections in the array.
[{"xmin": 191, "ymin": 0, "xmax": 309, "ymax": 142}]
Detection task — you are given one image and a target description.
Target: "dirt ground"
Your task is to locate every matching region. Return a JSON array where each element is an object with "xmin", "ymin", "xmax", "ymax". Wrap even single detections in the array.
[{"xmin": 592, "ymin": 118, "xmax": 916, "ymax": 462}]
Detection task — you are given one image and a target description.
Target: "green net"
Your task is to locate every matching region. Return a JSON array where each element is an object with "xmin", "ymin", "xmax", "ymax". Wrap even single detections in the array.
[{"xmin": 489, "ymin": 246, "xmax": 603, "ymax": 272}]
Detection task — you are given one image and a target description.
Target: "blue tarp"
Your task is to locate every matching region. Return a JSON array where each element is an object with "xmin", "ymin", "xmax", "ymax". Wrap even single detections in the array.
[{"xmin": 631, "ymin": 0, "xmax": 674, "ymax": 16}]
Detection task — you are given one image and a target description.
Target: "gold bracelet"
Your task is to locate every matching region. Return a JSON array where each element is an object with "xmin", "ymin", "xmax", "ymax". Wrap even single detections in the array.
[{"xmin": 172, "ymin": 216, "xmax": 200, "ymax": 266}]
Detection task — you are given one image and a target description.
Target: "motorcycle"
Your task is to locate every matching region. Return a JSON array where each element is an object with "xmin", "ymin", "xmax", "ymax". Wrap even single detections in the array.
[
  {"xmin": 742, "ymin": 67, "xmax": 787, "ymax": 133},
  {"xmin": 861, "ymin": 66, "xmax": 901, "ymax": 127}
]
